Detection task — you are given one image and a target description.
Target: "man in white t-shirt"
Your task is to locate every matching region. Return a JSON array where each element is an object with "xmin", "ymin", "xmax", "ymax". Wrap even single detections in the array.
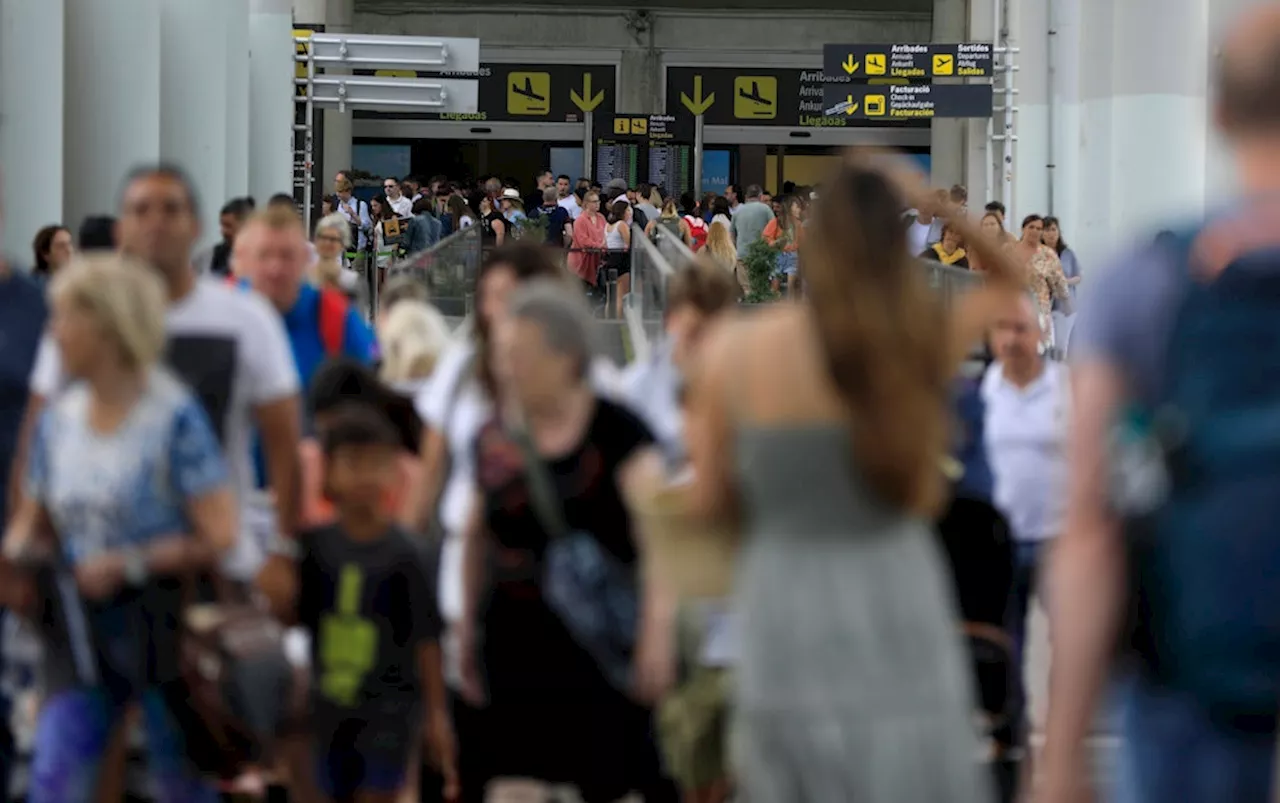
[
  {"xmin": 558, "ymin": 187, "xmax": 583, "ymax": 220},
  {"xmin": 20, "ymin": 166, "xmax": 302, "ymax": 580}
]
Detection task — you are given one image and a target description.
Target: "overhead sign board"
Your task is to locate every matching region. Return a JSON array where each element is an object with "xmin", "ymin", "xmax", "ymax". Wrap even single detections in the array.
[
  {"xmin": 306, "ymin": 33, "xmax": 481, "ymax": 74},
  {"xmin": 822, "ymin": 83, "xmax": 994, "ymax": 119},
  {"xmin": 665, "ymin": 66, "xmax": 925, "ymax": 128},
  {"xmin": 353, "ymin": 62, "xmax": 616, "ymax": 123},
  {"xmin": 306, "ymin": 75, "xmax": 479, "ymax": 114},
  {"xmin": 822, "ymin": 43, "xmax": 994, "ymax": 80}
]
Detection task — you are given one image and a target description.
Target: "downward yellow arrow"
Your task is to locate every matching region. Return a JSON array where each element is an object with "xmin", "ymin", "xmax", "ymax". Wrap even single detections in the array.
[
  {"xmin": 570, "ymin": 73, "xmax": 605, "ymax": 112},
  {"xmin": 680, "ymin": 75, "xmax": 715, "ymax": 115},
  {"xmin": 842, "ymin": 55, "xmax": 859, "ymax": 75},
  {"xmin": 844, "ymin": 96, "xmax": 859, "ymax": 116}
]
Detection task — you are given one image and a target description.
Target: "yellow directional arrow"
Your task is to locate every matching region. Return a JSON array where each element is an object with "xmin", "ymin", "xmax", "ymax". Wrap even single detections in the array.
[
  {"xmin": 842, "ymin": 55, "xmax": 859, "ymax": 75},
  {"xmin": 844, "ymin": 96, "xmax": 859, "ymax": 116},
  {"xmin": 570, "ymin": 73, "xmax": 605, "ymax": 112},
  {"xmin": 680, "ymin": 75, "xmax": 715, "ymax": 115}
]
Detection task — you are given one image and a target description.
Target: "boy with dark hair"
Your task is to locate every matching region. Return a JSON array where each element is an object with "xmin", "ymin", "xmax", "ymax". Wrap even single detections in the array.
[{"xmin": 257, "ymin": 403, "xmax": 454, "ymax": 803}]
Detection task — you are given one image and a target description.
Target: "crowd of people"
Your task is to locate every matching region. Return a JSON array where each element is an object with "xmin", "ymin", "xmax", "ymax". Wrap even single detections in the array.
[
  {"xmin": 316, "ymin": 171, "xmax": 818, "ymax": 309},
  {"xmin": 2, "ymin": 8, "xmax": 1280, "ymax": 803}
]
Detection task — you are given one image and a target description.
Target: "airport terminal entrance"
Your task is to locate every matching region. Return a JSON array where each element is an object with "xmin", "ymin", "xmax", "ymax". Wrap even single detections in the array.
[{"xmin": 354, "ymin": 136, "xmax": 586, "ymax": 190}]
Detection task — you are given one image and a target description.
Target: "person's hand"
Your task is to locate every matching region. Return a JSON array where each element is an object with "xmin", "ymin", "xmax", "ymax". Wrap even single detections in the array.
[
  {"xmin": 0, "ymin": 558, "xmax": 38, "ymax": 617},
  {"xmin": 632, "ymin": 610, "xmax": 676, "ymax": 705},
  {"xmin": 74, "ymin": 552, "xmax": 126, "ymax": 601},
  {"xmin": 457, "ymin": 622, "xmax": 485, "ymax": 707},
  {"xmin": 425, "ymin": 708, "xmax": 459, "ymax": 801},
  {"xmin": 1032, "ymin": 751, "xmax": 1095, "ymax": 803}
]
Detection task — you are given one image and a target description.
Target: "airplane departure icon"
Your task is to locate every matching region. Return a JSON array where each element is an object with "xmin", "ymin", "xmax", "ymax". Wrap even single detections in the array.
[
  {"xmin": 512, "ymin": 76, "xmax": 547, "ymax": 103},
  {"xmin": 738, "ymin": 81, "xmax": 770, "ymax": 106}
]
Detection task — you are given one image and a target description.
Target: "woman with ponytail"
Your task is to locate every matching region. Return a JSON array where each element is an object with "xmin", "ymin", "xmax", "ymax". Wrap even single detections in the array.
[{"xmin": 683, "ymin": 152, "xmax": 1025, "ymax": 802}]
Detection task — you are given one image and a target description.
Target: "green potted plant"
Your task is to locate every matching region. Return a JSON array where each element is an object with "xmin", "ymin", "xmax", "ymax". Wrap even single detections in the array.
[{"xmin": 741, "ymin": 238, "xmax": 782, "ymax": 304}]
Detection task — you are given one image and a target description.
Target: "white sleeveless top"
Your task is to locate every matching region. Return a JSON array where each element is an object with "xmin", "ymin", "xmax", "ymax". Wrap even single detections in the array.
[{"xmin": 605, "ymin": 221, "xmax": 627, "ymax": 251}]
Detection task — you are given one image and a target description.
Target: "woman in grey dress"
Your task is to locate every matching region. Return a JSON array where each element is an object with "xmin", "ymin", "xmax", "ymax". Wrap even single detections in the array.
[{"xmin": 683, "ymin": 156, "xmax": 1026, "ymax": 802}]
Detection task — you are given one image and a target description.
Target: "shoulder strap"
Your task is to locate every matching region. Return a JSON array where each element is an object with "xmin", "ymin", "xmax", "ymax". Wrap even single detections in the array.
[
  {"xmin": 506, "ymin": 419, "xmax": 570, "ymax": 541},
  {"xmin": 318, "ymin": 287, "xmax": 349, "ymax": 356}
]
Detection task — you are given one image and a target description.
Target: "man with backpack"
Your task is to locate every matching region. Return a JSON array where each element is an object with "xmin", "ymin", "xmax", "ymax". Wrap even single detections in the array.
[
  {"xmin": 1040, "ymin": 8, "xmax": 1280, "ymax": 801},
  {"xmin": 232, "ymin": 205, "xmax": 375, "ymax": 391}
]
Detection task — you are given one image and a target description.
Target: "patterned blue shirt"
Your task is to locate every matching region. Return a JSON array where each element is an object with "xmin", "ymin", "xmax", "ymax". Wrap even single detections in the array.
[{"xmin": 26, "ymin": 369, "xmax": 228, "ymax": 567}]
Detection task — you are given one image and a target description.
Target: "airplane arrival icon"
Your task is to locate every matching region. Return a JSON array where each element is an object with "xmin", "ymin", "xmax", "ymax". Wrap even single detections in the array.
[
  {"xmin": 507, "ymin": 71, "xmax": 551, "ymax": 115},
  {"xmin": 513, "ymin": 76, "xmax": 546, "ymax": 103},
  {"xmin": 733, "ymin": 75, "xmax": 777, "ymax": 120},
  {"xmin": 740, "ymin": 82, "xmax": 768, "ymax": 106}
]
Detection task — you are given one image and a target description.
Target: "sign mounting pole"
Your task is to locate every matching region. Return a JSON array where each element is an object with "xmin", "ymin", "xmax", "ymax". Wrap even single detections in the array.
[
  {"xmin": 995, "ymin": 10, "xmax": 1019, "ymax": 225},
  {"xmin": 569, "ymin": 72, "xmax": 606, "ymax": 186},
  {"xmin": 693, "ymin": 115, "xmax": 704, "ymax": 199},
  {"xmin": 583, "ymin": 112, "xmax": 594, "ymax": 182}
]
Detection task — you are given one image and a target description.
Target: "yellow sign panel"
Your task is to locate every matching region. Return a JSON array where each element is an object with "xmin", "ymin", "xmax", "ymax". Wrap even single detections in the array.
[
  {"xmin": 293, "ymin": 28, "xmax": 314, "ymax": 97},
  {"xmin": 864, "ymin": 94, "xmax": 886, "ymax": 116},
  {"xmin": 932, "ymin": 53, "xmax": 955, "ymax": 76},
  {"xmin": 507, "ymin": 71, "xmax": 551, "ymax": 116},
  {"xmin": 612, "ymin": 117, "xmax": 649, "ymax": 135},
  {"xmin": 734, "ymin": 75, "xmax": 777, "ymax": 120},
  {"xmin": 866, "ymin": 54, "xmax": 887, "ymax": 75}
]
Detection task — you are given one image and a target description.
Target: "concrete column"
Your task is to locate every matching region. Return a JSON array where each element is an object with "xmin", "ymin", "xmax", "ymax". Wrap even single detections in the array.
[
  {"xmin": 161, "ymin": 0, "xmax": 230, "ymax": 248},
  {"xmin": 620, "ymin": 50, "xmax": 651, "ymax": 114},
  {"xmin": 64, "ymin": 0, "xmax": 163, "ymax": 232},
  {"xmin": 321, "ymin": 0, "xmax": 355, "ymax": 187},
  {"xmin": 226, "ymin": 0, "xmax": 252, "ymax": 201},
  {"xmin": 293, "ymin": 0, "xmax": 326, "ymax": 23},
  {"xmin": 0, "ymin": 0, "xmax": 65, "ymax": 252},
  {"xmin": 930, "ymin": 0, "xmax": 968, "ymax": 189},
  {"xmin": 1011, "ymin": 0, "xmax": 1208, "ymax": 266},
  {"xmin": 964, "ymin": 0, "xmax": 996, "ymax": 208},
  {"xmin": 1010, "ymin": 0, "xmax": 1047, "ymax": 221},
  {"xmin": 251, "ymin": 0, "xmax": 296, "ymax": 203}
]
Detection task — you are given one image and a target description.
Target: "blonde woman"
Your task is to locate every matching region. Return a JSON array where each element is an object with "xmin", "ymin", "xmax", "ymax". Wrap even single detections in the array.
[
  {"xmin": 702, "ymin": 222, "xmax": 741, "ymax": 292},
  {"xmin": 645, "ymin": 197, "xmax": 693, "ymax": 248},
  {"xmin": 4, "ymin": 255, "xmax": 236, "ymax": 803},
  {"xmin": 377, "ymin": 299, "xmax": 454, "ymax": 392}
]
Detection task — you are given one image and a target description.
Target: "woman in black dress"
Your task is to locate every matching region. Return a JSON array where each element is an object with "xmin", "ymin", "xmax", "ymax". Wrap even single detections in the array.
[{"xmin": 456, "ymin": 280, "xmax": 675, "ymax": 802}]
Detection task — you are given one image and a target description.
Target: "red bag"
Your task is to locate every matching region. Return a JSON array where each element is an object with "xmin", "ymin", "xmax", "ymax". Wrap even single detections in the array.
[{"xmin": 684, "ymin": 215, "xmax": 709, "ymax": 251}]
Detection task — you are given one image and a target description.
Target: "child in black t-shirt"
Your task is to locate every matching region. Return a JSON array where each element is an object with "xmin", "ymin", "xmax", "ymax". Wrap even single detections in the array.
[{"xmin": 257, "ymin": 403, "xmax": 454, "ymax": 803}]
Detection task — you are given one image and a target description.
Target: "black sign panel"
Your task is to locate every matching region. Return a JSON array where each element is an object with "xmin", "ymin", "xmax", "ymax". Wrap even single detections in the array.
[
  {"xmin": 664, "ymin": 67, "xmax": 924, "ymax": 128},
  {"xmin": 597, "ymin": 113, "xmax": 695, "ymax": 143},
  {"xmin": 822, "ymin": 43, "xmax": 994, "ymax": 80},
  {"xmin": 822, "ymin": 84, "xmax": 995, "ymax": 120},
  {"xmin": 354, "ymin": 62, "xmax": 616, "ymax": 123},
  {"xmin": 595, "ymin": 114, "xmax": 695, "ymax": 199}
]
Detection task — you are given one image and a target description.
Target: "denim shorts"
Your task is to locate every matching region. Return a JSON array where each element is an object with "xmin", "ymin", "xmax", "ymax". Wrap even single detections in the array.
[
  {"xmin": 1112, "ymin": 673, "xmax": 1275, "ymax": 803},
  {"xmin": 774, "ymin": 250, "xmax": 799, "ymax": 278},
  {"xmin": 29, "ymin": 686, "xmax": 218, "ymax": 803}
]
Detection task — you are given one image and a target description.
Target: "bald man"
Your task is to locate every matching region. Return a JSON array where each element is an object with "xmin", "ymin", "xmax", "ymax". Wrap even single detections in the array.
[{"xmin": 1040, "ymin": 8, "xmax": 1280, "ymax": 803}]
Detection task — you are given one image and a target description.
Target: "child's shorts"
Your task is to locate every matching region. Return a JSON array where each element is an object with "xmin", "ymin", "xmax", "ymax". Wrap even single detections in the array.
[{"xmin": 315, "ymin": 714, "xmax": 416, "ymax": 799}]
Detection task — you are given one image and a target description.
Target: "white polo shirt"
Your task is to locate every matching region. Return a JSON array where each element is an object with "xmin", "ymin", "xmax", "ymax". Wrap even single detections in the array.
[{"xmin": 981, "ymin": 360, "xmax": 1070, "ymax": 543}]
